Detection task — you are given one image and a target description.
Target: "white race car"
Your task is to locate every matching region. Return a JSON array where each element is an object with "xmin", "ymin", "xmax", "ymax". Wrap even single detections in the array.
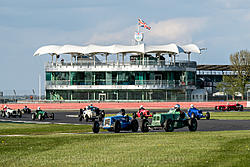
[
  {"xmin": 79, "ymin": 107, "xmax": 105, "ymax": 122},
  {"xmin": 1, "ymin": 108, "xmax": 22, "ymax": 118}
]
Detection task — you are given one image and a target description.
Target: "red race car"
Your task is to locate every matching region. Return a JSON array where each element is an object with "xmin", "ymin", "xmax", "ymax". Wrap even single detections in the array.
[
  {"xmin": 215, "ymin": 103, "xmax": 243, "ymax": 111},
  {"xmin": 133, "ymin": 107, "xmax": 152, "ymax": 119}
]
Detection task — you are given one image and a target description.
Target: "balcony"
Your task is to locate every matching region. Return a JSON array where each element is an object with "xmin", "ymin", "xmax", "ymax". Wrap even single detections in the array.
[
  {"xmin": 45, "ymin": 80, "xmax": 196, "ymax": 90},
  {"xmin": 45, "ymin": 60, "xmax": 197, "ymax": 72}
]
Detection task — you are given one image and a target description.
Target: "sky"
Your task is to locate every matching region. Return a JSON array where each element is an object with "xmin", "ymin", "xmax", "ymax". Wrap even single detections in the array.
[{"xmin": 1, "ymin": 0, "xmax": 250, "ymax": 95}]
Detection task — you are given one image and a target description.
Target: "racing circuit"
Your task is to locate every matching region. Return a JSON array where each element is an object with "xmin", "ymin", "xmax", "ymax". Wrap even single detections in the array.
[{"xmin": 1, "ymin": 109, "xmax": 250, "ymax": 133}]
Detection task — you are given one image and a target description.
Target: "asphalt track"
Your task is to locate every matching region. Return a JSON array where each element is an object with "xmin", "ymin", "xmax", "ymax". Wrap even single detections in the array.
[{"xmin": 1, "ymin": 109, "xmax": 250, "ymax": 132}]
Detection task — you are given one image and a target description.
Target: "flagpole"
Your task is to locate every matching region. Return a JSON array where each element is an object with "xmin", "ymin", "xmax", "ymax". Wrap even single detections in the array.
[{"xmin": 137, "ymin": 19, "xmax": 140, "ymax": 45}]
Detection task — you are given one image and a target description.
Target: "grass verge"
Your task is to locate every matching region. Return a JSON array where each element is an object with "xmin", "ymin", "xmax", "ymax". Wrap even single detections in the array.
[{"xmin": 0, "ymin": 123, "xmax": 250, "ymax": 167}]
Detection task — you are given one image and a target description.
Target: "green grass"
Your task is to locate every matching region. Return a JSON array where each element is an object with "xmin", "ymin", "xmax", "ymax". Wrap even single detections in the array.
[
  {"xmin": 210, "ymin": 111, "xmax": 250, "ymax": 120},
  {"xmin": 0, "ymin": 123, "xmax": 91, "ymax": 135},
  {"xmin": 0, "ymin": 123, "xmax": 250, "ymax": 167}
]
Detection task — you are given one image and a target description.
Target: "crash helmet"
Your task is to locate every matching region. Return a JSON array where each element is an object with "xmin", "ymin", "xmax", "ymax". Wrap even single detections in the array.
[
  {"xmin": 174, "ymin": 104, "xmax": 180, "ymax": 109},
  {"xmin": 37, "ymin": 106, "xmax": 41, "ymax": 110},
  {"xmin": 90, "ymin": 103, "xmax": 93, "ymax": 106},
  {"xmin": 140, "ymin": 105, "xmax": 144, "ymax": 108},
  {"xmin": 25, "ymin": 105, "xmax": 27, "ymax": 108},
  {"xmin": 4, "ymin": 105, "xmax": 7, "ymax": 108},
  {"xmin": 190, "ymin": 104, "xmax": 194, "ymax": 108}
]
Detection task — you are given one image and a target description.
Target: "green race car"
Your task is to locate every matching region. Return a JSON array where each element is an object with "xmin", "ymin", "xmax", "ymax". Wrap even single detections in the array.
[
  {"xmin": 141, "ymin": 108, "xmax": 197, "ymax": 132},
  {"xmin": 31, "ymin": 110, "xmax": 54, "ymax": 121}
]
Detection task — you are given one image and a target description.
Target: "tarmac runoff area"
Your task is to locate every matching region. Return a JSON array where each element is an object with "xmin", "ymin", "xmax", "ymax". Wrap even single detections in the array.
[{"xmin": 1, "ymin": 109, "xmax": 250, "ymax": 134}]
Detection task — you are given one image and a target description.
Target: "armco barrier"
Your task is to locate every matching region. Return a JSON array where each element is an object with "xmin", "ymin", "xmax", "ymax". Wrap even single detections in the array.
[{"xmin": 0, "ymin": 101, "xmax": 247, "ymax": 110}]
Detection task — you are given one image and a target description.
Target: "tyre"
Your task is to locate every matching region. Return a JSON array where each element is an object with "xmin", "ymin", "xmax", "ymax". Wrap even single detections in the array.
[
  {"xmin": 38, "ymin": 114, "xmax": 42, "ymax": 121},
  {"xmin": 227, "ymin": 107, "xmax": 231, "ymax": 111},
  {"xmin": 240, "ymin": 105, "xmax": 243, "ymax": 111},
  {"xmin": 79, "ymin": 109, "xmax": 83, "ymax": 117},
  {"xmin": 235, "ymin": 107, "xmax": 238, "ymax": 111},
  {"xmin": 6, "ymin": 112, "xmax": 10, "ymax": 118},
  {"xmin": 140, "ymin": 112, "xmax": 143, "ymax": 119},
  {"xmin": 215, "ymin": 106, "xmax": 217, "ymax": 110},
  {"xmin": 18, "ymin": 110, "xmax": 22, "ymax": 118},
  {"xmin": 131, "ymin": 119, "xmax": 139, "ymax": 132},
  {"xmin": 188, "ymin": 118, "xmax": 197, "ymax": 131},
  {"xmin": 79, "ymin": 115, "xmax": 83, "ymax": 121},
  {"xmin": 92, "ymin": 121, "xmax": 100, "ymax": 133},
  {"xmin": 2, "ymin": 111, "xmax": 5, "ymax": 117},
  {"xmin": 121, "ymin": 109, "xmax": 125, "ymax": 116},
  {"xmin": 191, "ymin": 112, "xmax": 196, "ymax": 119},
  {"xmin": 141, "ymin": 119, "xmax": 149, "ymax": 132},
  {"xmin": 205, "ymin": 112, "xmax": 210, "ymax": 120},
  {"xmin": 114, "ymin": 120, "xmax": 121, "ymax": 133},
  {"xmin": 85, "ymin": 115, "xmax": 89, "ymax": 122},
  {"xmin": 164, "ymin": 119, "xmax": 174, "ymax": 132},
  {"xmin": 31, "ymin": 113, "xmax": 36, "ymax": 120},
  {"xmin": 132, "ymin": 112, "xmax": 136, "ymax": 119},
  {"xmin": 51, "ymin": 113, "xmax": 54, "ymax": 120},
  {"xmin": 101, "ymin": 110, "xmax": 105, "ymax": 118}
]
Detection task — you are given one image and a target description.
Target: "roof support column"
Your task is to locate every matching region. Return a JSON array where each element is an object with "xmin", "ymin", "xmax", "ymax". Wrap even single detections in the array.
[
  {"xmin": 117, "ymin": 54, "xmax": 119, "ymax": 66},
  {"xmin": 71, "ymin": 54, "xmax": 73, "ymax": 66},
  {"xmin": 105, "ymin": 53, "xmax": 108, "ymax": 64},
  {"xmin": 188, "ymin": 52, "xmax": 191, "ymax": 61},
  {"xmin": 142, "ymin": 53, "xmax": 144, "ymax": 65},
  {"xmin": 51, "ymin": 54, "xmax": 54, "ymax": 64},
  {"xmin": 173, "ymin": 54, "xmax": 176, "ymax": 66},
  {"xmin": 122, "ymin": 53, "xmax": 125, "ymax": 66},
  {"xmin": 94, "ymin": 55, "xmax": 96, "ymax": 67}
]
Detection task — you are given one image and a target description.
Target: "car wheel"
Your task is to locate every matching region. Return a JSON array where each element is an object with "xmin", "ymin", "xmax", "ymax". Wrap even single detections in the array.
[
  {"xmin": 188, "ymin": 118, "xmax": 197, "ymax": 131},
  {"xmin": 132, "ymin": 112, "xmax": 136, "ymax": 119},
  {"xmin": 205, "ymin": 112, "xmax": 210, "ymax": 120},
  {"xmin": 140, "ymin": 112, "xmax": 143, "ymax": 119},
  {"xmin": 6, "ymin": 112, "xmax": 10, "ymax": 118},
  {"xmin": 79, "ymin": 109, "xmax": 83, "ymax": 116},
  {"xmin": 164, "ymin": 119, "xmax": 174, "ymax": 132},
  {"xmin": 18, "ymin": 110, "xmax": 22, "ymax": 118},
  {"xmin": 235, "ymin": 107, "xmax": 238, "ymax": 111},
  {"xmin": 85, "ymin": 115, "xmax": 89, "ymax": 122},
  {"xmin": 51, "ymin": 113, "xmax": 54, "ymax": 120},
  {"xmin": 79, "ymin": 115, "xmax": 83, "ymax": 121},
  {"xmin": 114, "ymin": 120, "xmax": 121, "ymax": 133},
  {"xmin": 131, "ymin": 119, "xmax": 139, "ymax": 132},
  {"xmin": 141, "ymin": 119, "xmax": 149, "ymax": 132},
  {"xmin": 215, "ymin": 106, "xmax": 217, "ymax": 110},
  {"xmin": 2, "ymin": 111, "xmax": 5, "ymax": 117},
  {"xmin": 92, "ymin": 121, "xmax": 100, "ymax": 133},
  {"xmin": 240, "ymin": 105, "xmax": 243, "ymax": 111},
  {"xmin": 31, "ymin": 113, "xmax": 36, "ymax": 120},
  {"xmin": 227, "ymin": 107, "xmax": 231, "ymax": 111},
  {"xmin": 38, "ymin": 114, "xmax": 42, "ymax": 121},
  {"xmin": 191, "ymin": 113, "xmax": 196, "ymax": 119}
]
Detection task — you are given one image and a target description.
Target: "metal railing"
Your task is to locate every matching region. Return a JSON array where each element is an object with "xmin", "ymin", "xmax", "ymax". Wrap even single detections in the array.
[
  {"xmin": 45, "ymin": 60, "xmax": 197, "ymax": 69},
  {"xmin": 46, "ymin": 80, "xmax": 190, "ymax": 87}
]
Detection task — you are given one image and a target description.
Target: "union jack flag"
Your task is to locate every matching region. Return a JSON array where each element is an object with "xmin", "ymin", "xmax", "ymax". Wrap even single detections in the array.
[{"xmin": 138, "ymin": 18, "xmax": 151, "ymax": 30}]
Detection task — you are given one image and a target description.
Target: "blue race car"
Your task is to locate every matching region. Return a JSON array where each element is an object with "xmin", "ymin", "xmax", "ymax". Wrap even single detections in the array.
[
  {"xmin": 92, "ymin": 109, "xmax": 139, "ymax": 133},
  {"xmin": 188, "ymin": 107, "xmax": 210, "ymax": 120}
]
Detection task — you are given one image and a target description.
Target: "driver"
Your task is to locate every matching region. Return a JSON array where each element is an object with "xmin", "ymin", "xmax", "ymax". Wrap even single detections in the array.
[
  {"xmin": 89, "ymin": 103, "xmax": 94, "ymax": 110},
  {"xmin": 36, "ymin": 106, "xmax": 41, "ymax": 113},
  {"xmin": 174, "ymin": 104, "xmax": 181, "ymax": 112},
  {"xmin": 139, "ymin": 105, "xmax": 145, "ymax": 111}
]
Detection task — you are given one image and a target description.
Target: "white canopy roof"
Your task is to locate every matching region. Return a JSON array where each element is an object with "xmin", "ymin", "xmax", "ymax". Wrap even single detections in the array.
[{"xmin": 33, "ymin": 43, "xmax": 201, "ymax": 56}]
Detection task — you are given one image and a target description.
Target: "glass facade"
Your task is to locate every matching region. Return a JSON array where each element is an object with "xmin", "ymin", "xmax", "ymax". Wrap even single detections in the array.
[
  {"xmin": 46, "ymin": 71, "xmax": 195, "ymax": 86},
  {"xmin": 46, "ymin": 89, "xmax": 189, "ymax": 101}
]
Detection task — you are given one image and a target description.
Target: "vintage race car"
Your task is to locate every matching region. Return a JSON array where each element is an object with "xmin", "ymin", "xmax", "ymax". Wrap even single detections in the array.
[
  {"xmin": 31, "ymin": 110, "xmax": 54, "ymax": 121},
  {"xmin": 133, "ymin": 109, "xmax": 152, "ymax": 119},
  {"xmin": 92, "ymin": 109, "xmax": 139, "ymax": 133},
  {"xmin": 1, "ymin": 108, "xmax": 22, "ymax": 118},
  {"xmin": 22, "ymin": 107, "xmax": 31, "ymax": 114},
  {"xmin": 188, "ymin": 108, "xmax": 210, "ymax": 120},
  {"xmin": 79, "ymin": 106, "xmax": 105, "ymax": 122},
  {"xmin": 141, "ymin": 108, "xmax": 197, "ymax": 132},
  {"xmin": 215, "ymin": 103, "xmax": 243, "ymax": 111}
]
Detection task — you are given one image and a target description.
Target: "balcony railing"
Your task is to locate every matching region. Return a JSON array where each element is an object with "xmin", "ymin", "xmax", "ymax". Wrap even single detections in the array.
[
  {"xmin": 45, "ymin": 60, "xmax": 197, "ymax": 69},
  {"xmin": 46, "ymin": 80, "xmax": 189, "ymax": 87}
]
